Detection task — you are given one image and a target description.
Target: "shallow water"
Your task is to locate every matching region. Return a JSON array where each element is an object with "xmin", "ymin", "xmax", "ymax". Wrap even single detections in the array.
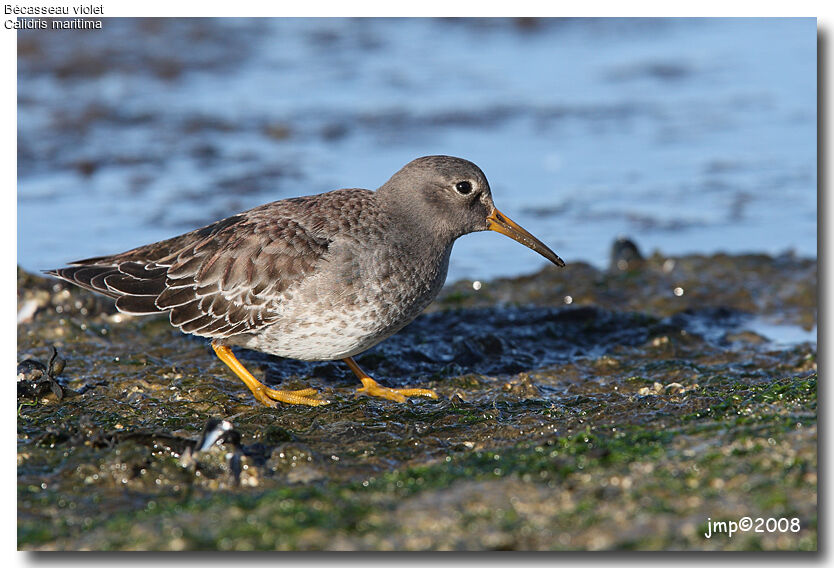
[{"xmin": 17, "ymin": 18, "xmax": 816, "ymax": 281}]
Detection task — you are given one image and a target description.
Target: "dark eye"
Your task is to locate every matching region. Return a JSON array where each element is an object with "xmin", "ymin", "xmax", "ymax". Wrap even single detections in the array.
[{"xmin": 455, "ymin": 181, "xmax": 472, "ymax": 195}]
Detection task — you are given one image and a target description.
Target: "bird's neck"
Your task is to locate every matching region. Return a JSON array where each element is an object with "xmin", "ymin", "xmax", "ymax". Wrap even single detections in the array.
[{"xmin": 377, "ymin": 189, "xmax": 458, "ymax": 253}]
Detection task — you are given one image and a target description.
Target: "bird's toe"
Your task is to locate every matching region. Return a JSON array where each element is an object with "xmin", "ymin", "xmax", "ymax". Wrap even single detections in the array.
[{"xmin": 355, "ymin": 378, "xmax": 438, "ymax": 403}]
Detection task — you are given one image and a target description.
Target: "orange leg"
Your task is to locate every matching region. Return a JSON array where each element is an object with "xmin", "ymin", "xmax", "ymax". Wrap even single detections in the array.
[
  {"xmin": 212, "ymin": 342, "xmax": 328, "ymax": 407},
  {"xmin": 343, "ymin": 357, "xmax": 438, "ymax": 403}
]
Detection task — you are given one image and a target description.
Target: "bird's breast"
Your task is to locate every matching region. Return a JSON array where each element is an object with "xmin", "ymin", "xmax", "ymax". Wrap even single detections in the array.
[{"xmin": 229, "ymin": 238, "xmax": 453, "ymax": 361}]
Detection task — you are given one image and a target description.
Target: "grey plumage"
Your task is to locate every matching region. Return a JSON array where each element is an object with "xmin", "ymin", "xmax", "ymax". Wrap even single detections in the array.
[{"xmin": 47, "ymin": 156, "xmax": 564, "ymax": 404}]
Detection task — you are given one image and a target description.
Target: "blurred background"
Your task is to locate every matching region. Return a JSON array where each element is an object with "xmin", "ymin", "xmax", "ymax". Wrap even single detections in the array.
[{"xmin": 17, "ymin": 17, "xmax": 816, "ymax": 283}]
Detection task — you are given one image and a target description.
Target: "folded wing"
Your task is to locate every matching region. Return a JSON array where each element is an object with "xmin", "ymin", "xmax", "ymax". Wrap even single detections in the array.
[{"xmin": 45, "ymin": 212, "xmax": 331, "ymax": 339}]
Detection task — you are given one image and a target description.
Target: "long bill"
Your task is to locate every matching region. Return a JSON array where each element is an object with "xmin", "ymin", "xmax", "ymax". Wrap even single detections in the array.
[{"xmin": 487, "ymin": 208, "xmax": 565, "ymax": 267}]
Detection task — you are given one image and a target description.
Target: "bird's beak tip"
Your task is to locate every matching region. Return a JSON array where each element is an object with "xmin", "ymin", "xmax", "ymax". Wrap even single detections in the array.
[{"xmin": 487, "ymin": 207, "xmax": 565, "ymax": 268}]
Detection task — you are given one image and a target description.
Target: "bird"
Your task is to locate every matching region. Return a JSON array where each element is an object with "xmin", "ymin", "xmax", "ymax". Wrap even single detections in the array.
[{"xmin": 46, "ymin": 156, "xmax": 565, "ymax": 407}]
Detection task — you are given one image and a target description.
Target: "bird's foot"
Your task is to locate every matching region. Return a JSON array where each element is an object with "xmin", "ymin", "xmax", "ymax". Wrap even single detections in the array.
[
  {"xmin": 212, "ymin": 342, "xmax": 329, "ymax": 407},
  {"xmin": 355, "ymin": 377, "xmax": 438, "ymax": 403},
  {"xmin": 252, "ymin": 385, "xmax": 329, "ymax": 407}
]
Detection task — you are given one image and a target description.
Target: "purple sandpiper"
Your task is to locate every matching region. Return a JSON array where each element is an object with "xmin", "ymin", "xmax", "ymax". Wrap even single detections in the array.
[{"xmin": 47, "ymin": 156, "xmax": 564, "ymax": 407}]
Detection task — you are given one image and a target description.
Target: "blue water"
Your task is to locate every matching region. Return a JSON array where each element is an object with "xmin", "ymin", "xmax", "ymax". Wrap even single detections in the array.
[{"xmin": 17, "ymin": 18, "xmax": 816, "ymax": 282}]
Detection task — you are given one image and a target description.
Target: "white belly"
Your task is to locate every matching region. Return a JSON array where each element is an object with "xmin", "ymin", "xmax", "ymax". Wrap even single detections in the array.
[
  {"xmin": 234, "ymin": 305, "xmax": 393, "ymax": 360},
  {"xmin": 225, "ymin": 238, "xmax": 452, "ymax": 361}
]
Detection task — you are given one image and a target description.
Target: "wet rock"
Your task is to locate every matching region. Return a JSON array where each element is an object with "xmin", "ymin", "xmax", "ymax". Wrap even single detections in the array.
[
  {"xmin": 18, "ymin": 266, "xmax": 117, "ymax": 321},
  {"xmin": 179, "ymin": 418, "xmax": 244, "ymax": 485},
  {"xmin": 724, "ymin": 330, "xmax": 768, "ymax": 344},
  {"xmin": 609, "ymin": 236, "xmax": 645, "ymax": 272},
  {"xmin": 501, "ymin": 373, "xmax": 543, "ymax": 399},
  {"xmin": 16, "ymin": 251, "xmax": 817, "ymax": 551},
  {"xmin": 17, "ymin": 347, "xmax": 66, "ymax": 401}
]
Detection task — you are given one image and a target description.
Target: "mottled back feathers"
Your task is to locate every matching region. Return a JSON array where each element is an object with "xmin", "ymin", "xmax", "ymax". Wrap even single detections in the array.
[{"xmin": 45, "ymin": 190, "xmax": 375, "ymax": 339}]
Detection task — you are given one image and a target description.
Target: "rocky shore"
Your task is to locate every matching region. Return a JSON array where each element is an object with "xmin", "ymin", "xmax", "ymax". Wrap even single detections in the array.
[{"xmin": 17, "ymin": 247, "xmax": 817, "ymax": 550}]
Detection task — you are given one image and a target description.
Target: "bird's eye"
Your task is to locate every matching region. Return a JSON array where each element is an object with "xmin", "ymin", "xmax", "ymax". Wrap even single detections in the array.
[{"xmin": 455, "ymin": 181, "xmax": 473, "ymax": 195}]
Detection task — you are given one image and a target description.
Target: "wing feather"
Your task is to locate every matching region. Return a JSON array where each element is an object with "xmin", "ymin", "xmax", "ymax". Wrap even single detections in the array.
[
  {"xmin": 115, "ymin": 294, "xmax": 161, "ymax": 315},
  {"xmin": 43, "ymin": 191, "xmax": 364, "ymax": 339}
]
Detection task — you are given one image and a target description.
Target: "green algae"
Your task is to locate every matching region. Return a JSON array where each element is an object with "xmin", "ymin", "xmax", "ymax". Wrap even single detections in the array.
[{"xmin": 17, "ymin": 251, "xmax": 817, "ymax": 550}]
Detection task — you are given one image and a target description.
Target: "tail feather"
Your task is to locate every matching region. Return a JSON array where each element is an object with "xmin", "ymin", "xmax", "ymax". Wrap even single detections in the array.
[
  {"xmin": 104, "ymin": 273, "xmax": 167, "ymax": 296},
  {"xmin": 45, "ymin": 262, "xmax": 168, "ymax": 314},
  {"xmin": 117, "ymin": 261, "xmax": 168, "ymax": 279},
  {"xmin": 115, "ymin": 294, "xmax": 163, "ymax": 315},
  {"xmin": 42, "ymin": 211, "xmax": 274, "ymax": 338},
  {"xmin": 44, "ymin": 266, "xmax": 122, "ymax": 300}
]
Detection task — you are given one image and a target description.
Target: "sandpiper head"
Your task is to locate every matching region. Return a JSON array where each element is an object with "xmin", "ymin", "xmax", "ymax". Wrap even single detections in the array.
[{"xmin": 380, "ymin": 155, "xmax": 565, "ymax": 267}]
